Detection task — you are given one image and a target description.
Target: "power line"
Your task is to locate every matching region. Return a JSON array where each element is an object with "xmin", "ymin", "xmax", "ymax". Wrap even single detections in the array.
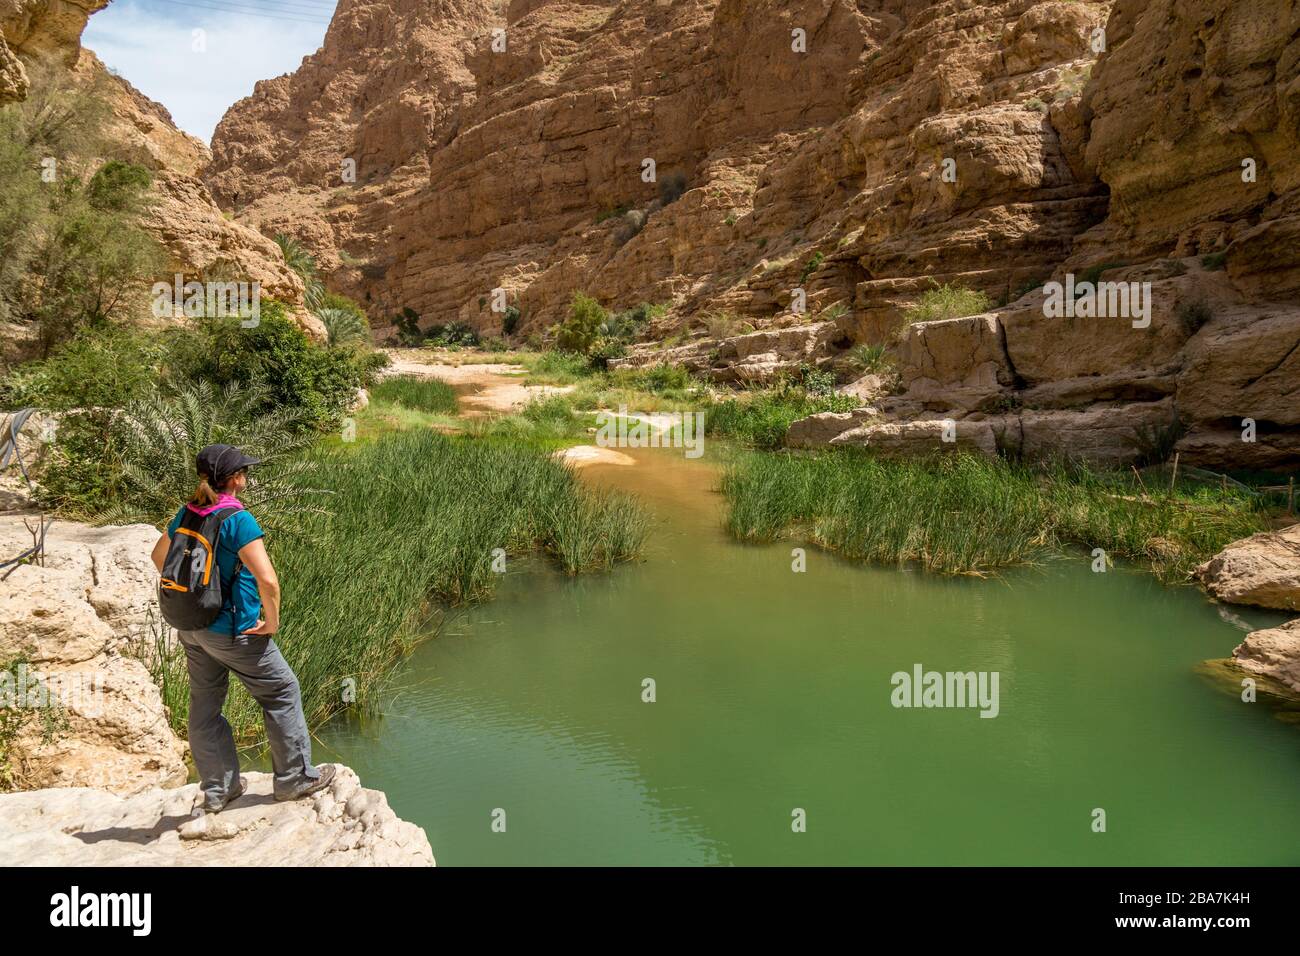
[
  {"xmin": 154, "ymin": 0, "xmax": 334, "ymax": 22},
  {"xmin": 160, "ymin": 0, "xmax": 340, "ymax": 13},
  {"xmin": 150, "ymin": 0, "xmax": 335, "ymax": 26}
]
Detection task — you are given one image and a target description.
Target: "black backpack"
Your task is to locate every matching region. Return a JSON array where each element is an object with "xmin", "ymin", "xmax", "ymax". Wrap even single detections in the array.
[{"xmin": 159, "ymin": 506, "xmax": 243, "ymax": 632}]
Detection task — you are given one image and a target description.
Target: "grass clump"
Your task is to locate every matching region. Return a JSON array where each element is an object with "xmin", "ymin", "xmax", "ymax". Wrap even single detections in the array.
[
  {"xmin": 707, "ymin": 379, "xmax": 860, "ymax": 450},
  {"xmin": 525, "ymin": 350, "xmax": 601, "ymax": 384},
  {"xmin": 900, "ymin": 284, "xmax": 992, "ymax": 330},
  {"xmin": 369, "ymin": 375, "xmax": 458, "ymax": 415},
  {"xmin": 1177, "ymin": 299, "xmax": 1213, "ymax": 334},
  {"xmin": 721, "ymin": 450, "xmax": 1265, "ymax": 581},
  {"xmin": 153, "ymin": 428, "xmax": 648, "ymax": 740},
  {"xmin": 847, "ymin": 343, "xmax": 891, "ymax": 374}
]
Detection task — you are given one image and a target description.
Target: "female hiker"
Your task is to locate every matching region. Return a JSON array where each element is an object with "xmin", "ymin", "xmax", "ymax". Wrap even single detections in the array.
[{"xmin": 150, "ymin": 443, "xmax": 334, "ymax": 813}]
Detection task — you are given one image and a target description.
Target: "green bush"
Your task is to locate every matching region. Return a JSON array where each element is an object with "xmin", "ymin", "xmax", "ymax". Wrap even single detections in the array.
[
  {"xmin": 800, "ymin": 252, "xmax": 825, "ymax": 284},
  {"xmin": 424, "ymin": 321, "xmax": 479, "ymax": 347},
  {"xmin": 393, "ymin": 307, "xmax": 422, "ymax": 346},
  {"xmin": 658, "ymin": 172, "xmax": 688, "ymax": 205},
  {"xmin": 602, "ymin": 302, "xmax": 663, "ymax": 342},
  {"xmin": 0, "ymin": 61, "xmax": 114, "ymax": 333},
  {"xmin": 588, "ymin": 337, "xmax": 627, "ymax": 370},
  {"xmin": 503, "ymin": 304, "xmax": 522, "ymax": 337},
  {"xmin": 552, "ymin": 292, "xmax": 606, "ymax": 354},
  {"xmin": 35, "ymin": 408, "xmax": 124, "ymax": 517},
  {"xmin": 21, "ymin": 161, "xmax": 165, "ymax": 355},
  {"xmin": 629, "ymin": 362, "xmax": 692, "ymax": 393},
  {"xmin": 317, "ymin": 307, "xmax": 369, "ymax": 348},
  {"xmin": 274, "ymin": 234, "xmax": 324, "ymax": 312},
  {"xmin": 789, "ymin": 363, "xmax": 838, "ymax": 396},
  {"xmin": 706, "ymin": 383, "xmax": 859, "ymax": 450},
  {"xmin": 529, "ymin": 350, "xmax": 598, "ymax": 383},
  {"xmin": 1177, "ymin": 299, "xmax": 1213, "ymax": 334},
  {"xmin": 164, "ymin": 301, "xmax": 370, "ymax": 430},
  {"xmin": 847, "ymin": 343, "xmax": 890, "ymax": 374},
  {"xmin": 0, "ymin": 324, "xmax": 161, "ymax": 411},
  {"xmin": 86, "ymin": 380, "xmax": 321, "ymax": 527}
]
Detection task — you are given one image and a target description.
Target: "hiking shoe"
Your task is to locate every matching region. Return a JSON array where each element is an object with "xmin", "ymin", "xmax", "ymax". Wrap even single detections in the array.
[
  {"xmin": 275, "ymin": 764, "xmax": 336, "ymax": 802},
  {"xmin": 198, "ymin": 779, "xmax": 246, "ymax": 815}
]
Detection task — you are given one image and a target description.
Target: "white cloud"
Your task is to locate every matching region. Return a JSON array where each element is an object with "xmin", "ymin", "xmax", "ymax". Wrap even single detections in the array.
[{"xmin": 83, "ymin": 0, "xmax": 334, "ymax": 144}]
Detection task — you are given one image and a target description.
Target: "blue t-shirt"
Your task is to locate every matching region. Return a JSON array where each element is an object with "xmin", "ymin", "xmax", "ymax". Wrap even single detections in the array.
[{"xmin": 167, "ymin": 506, "xmax": 264, "ymax": 635}]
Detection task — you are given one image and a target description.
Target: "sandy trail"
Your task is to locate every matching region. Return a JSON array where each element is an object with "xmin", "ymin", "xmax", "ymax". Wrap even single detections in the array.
[
  {"xmin": 381, "ymin": 350, "xmax": 639, "ymax": 469},
  {"xmin": 382, "ymin": 349, "xmax": 573, "ymax": 416}
]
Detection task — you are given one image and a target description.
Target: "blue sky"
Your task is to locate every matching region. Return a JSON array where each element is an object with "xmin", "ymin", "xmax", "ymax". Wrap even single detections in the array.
[{"xmin": 84, "ymin": 0, "xmax": 338, "ymax": 144}]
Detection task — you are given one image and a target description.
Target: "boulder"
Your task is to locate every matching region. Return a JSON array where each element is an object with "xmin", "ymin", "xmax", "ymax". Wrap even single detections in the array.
[
  {"xmin": 0, "ymin": 765, "xmax": 434, "ymax": 866},
  {"xmin": 897, "ymin": 313, "xmax": 1014, "ymax": 412},
  {"xmin": 786, "ymin": 408, "xmax": 878, "ymax": 448},
  {"xmin": 1176, "ymin": 305, "xmax": 1300, "ymax": 429},
  {"xmin": 1231, "ymin": 620, "xmax": 1300, "ymax": 696},
  {"xmin": 1196, "ymin": 524, "xmax": 1300, "ymax": 612},
  {"xmin": 1014, "ymin": 399, "xmax": 1178, "ymax": 465},
  {"xmin": 829, "ymin": 418, "xmax": 1000, "ymax": 458}
]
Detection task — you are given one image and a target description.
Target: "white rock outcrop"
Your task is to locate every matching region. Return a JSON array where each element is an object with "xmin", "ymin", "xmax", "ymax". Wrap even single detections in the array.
[
  {"xmin": 0, "ymin": 765, "xmax": 434, "ymax": 866},
  {"xmin": 0, "ymin": 517, "xmax": 187, "ymax": 793}
]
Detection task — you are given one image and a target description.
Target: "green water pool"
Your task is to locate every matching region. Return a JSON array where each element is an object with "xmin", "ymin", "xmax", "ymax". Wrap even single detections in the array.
[{"xmin": 301, "ymin": 448, "xmax": 1298, "ymax": 865}]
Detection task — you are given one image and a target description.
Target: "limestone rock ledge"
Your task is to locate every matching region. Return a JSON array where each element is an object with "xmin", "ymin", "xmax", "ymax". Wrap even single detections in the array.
[
  {"xmin": 0, "ymin": 517, "xmax": 187, "ymax": 793},
  {"xmin": 0, "ymin": 765, "xmax": 435, "ymax": 866}
]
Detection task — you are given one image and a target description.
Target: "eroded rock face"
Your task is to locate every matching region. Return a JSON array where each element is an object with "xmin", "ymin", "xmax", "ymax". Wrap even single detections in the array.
[
  {"xmin": 1083, "ymin": 0, "xmax": 1300, "ymax": 263},
  {"xmin": 0, "ymin": 31, "xmax": 25, "ymax": 104},
  {"xmin": 207, "ymin": 0, "xmax": 1113, "ymax": 336},
  {"xmin": 0, "ymin": 765, "xmax": 435, "ymax": 866},
  {"xmin": 203, "ymin": 0, "xmax": 1300, "ymax": 470},
  {"xmin": 0, "ymin": 518, "xmax": 187, "ymax": 794},
  {"xmin": 0, "ymin": 0, "xmax": 313, "ymax": 335},
  {"xmin": 1197, "ymin": 524, "xmax": 1300, "ymax": 612}
]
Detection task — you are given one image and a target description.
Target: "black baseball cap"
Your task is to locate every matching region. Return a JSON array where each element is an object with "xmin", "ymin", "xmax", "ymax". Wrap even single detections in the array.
[{"xmin": 196, "ymin": 444, "xmax": 261, "ymax": 486}]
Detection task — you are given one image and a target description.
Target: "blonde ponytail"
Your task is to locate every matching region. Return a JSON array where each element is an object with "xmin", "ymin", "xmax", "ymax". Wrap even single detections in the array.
[{"xmin": 193, "ymin": 477, "xmax": 220, "ymax": 507}]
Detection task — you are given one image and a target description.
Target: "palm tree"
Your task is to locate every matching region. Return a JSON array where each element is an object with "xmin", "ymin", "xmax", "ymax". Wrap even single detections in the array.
[
  {"xmin": 316, "ymin": 306, "xmax": 369, "ymax": 348},
  {"xmin": 274, "ymin": 233, "xmax": 325, "ymax": 312},
  {"xmin": 99, "ymin": 380, "xmax": 325, "ymax": 528}
]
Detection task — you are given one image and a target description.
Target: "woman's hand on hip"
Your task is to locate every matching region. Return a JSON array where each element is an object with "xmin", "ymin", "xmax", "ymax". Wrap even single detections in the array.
[{"xmin": 242, "ymin": 619, "xmax": 277, "ymax": 636}]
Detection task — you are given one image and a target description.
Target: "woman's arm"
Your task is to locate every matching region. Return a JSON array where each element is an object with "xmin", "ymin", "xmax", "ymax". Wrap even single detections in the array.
[
  {"xmin": 150, "ymin": 532, "xmax": 170, "ymax": 573},
  {"xmin": 238, "ymin": 537, "xmax": 281, "ymax": 635}
]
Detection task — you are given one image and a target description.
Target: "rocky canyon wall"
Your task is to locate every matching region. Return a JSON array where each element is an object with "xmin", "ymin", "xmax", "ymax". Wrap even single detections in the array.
[
  {"xmin": 0, "ymin": 0, "xmax": 315, "ymax": 346},
  {"xmin": 209, "ymin": 0, "xmax": 1114, "ymax": 332},
  {"xmin": 206, "ymin": 0, "xmax": 1300, "ymax": 469}
]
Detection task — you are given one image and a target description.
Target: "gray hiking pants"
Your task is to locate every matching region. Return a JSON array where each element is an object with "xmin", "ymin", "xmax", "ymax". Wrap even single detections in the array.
[{"xmin": 178, "ymin": 628, "xmax": 320, "ymax": 803}]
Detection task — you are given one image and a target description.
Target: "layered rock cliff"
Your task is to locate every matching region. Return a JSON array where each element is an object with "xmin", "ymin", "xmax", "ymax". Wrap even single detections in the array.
[
  {"xmin": 206, "ymin": 0, "xmax": 1300, "ymax": 469},
  {"xmin": 209, "ymin": 0, "xmax": 1112, "ymax": 332}
]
